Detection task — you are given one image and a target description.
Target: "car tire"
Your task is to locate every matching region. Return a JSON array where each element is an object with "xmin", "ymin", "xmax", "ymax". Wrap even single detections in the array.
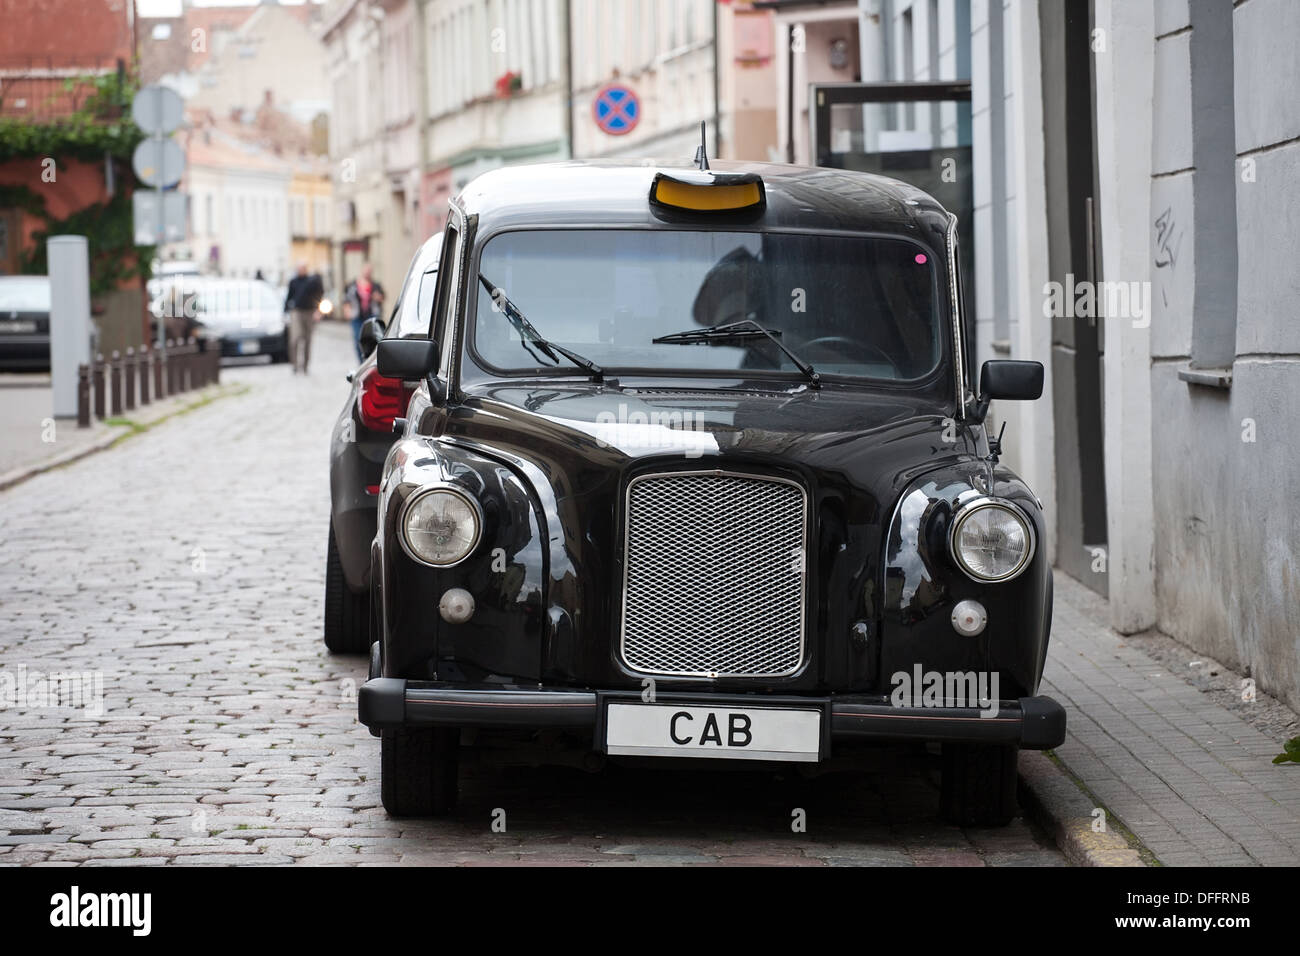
[
  {"xmin": 324, "ymin": 519, "xmax": 370, "ymax": 654},
  {"xmin": 380, "ymin": 728, "xmax": 459, "ymax": 817},
  {"xmin": 940, "ymin": 743, "xmax": 1019, "ymax": 827}
]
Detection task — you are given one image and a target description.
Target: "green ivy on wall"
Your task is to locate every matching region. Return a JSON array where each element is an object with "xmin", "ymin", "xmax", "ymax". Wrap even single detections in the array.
[
  {"xmin": 0, "ymin": 71, "xmax": 153, "ymax": 295},
  {"xmin": 14, "ymin": 186, "xmax": 153, "ymax": 299},
  {"xmin": 0, "ymin": 71, "xmax": 145, "ymax": 163}
]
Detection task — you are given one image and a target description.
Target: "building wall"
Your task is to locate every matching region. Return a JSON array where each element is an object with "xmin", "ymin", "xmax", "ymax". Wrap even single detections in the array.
[
  {"xmin": 1145, "ymin": 0, "xmax": 1300, "ymax": 709},
  {"xmin": 719, "ymin": 3, "xmax": 779, "ymax": 162},
  {"xmin": 325, "ymin": 0, "xmax": 410, "ymax": 303},
  {"xmin": 290, "ymin": 171, "xmax": 335, "ymax": 291},
  {"xmin": 185, "ymin": 5, "xmax": 330, "ymax": 126},
  {"xmin": 569, "ymin": 0, "xmax": 716, "ymax": 161},
  {"xmin": 0, "ymin": 0, "xmax": 134, "ymax": 62},
  {"xmin": 188, "ymin": 159, "xmax": 293, "ymax": 283}
]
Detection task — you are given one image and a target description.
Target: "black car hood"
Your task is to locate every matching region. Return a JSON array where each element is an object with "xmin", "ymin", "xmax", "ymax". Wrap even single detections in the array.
[
  {"xmin": 448, "ymin": 381, "xmax": 971, "ymax": 488},
  {"xmin": 431, "ymin": 380, "xmax": 980, "ymax": 689}
]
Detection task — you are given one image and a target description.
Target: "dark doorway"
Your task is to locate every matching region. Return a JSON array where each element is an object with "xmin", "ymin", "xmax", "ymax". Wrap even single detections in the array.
[{"xmin": 1040, "ymin": 0, "xmax": 1108, "ymax": 594}]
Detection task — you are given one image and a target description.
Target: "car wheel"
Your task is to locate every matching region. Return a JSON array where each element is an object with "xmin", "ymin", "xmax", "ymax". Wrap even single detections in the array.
[
  {"xmin": 940, "ymin": 743, "xmax": 1019, "ymax": 827},
  {"xmin": 381, "ymin": 728, "xmax": 459, "ymax": 816},
  {"xmin": 324, "ymin": 519, "xmax": 370, "ymax": 654}
]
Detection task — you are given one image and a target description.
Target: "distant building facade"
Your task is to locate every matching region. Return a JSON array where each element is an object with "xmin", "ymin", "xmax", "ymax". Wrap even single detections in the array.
[{"xmin": 181, "ymin": 124, "xmax": 294, "ymax": 283}]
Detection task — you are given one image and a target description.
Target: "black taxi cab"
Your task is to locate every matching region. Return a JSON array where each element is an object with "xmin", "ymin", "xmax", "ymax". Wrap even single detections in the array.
[{"xmin": 357, "ymin": 155, "xmax": 1065, "ymax": 826}]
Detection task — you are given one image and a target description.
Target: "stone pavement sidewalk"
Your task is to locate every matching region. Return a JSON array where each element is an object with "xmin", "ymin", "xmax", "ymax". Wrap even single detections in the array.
[
  {"xmin": 1043, "ymin": 576, "xmax": 1300, "ymax": 866},
  {"xmin": 0, "ymin": 371, "xmax": 241, "ymax": 491}
]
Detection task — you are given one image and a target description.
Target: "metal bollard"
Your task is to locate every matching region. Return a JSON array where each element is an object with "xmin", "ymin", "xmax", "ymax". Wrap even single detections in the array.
[
  {"xmin": 109, "ymin": 350, "xmax": 122, "ymax": 416},
  {"xmin": 153, "ymin": 345, "xmax": 164, "ymax": 399},
  {"xmin": 92, "ymin": 354, "xmax": 105, "ymax": 420},
  {"xmin": 165, "ymin": 340, "xmax": 176, "ymax": 396},
  {"xmin": 139, "ymin": 346, "xmax": 151, "ymax": 405},
  {"xmin": 77, "ymin": 363, "xmax": 90, "ymax": 428},
  {"xmin": 124, "ymin": 346, "xmax": 136, "ymax": 411}
]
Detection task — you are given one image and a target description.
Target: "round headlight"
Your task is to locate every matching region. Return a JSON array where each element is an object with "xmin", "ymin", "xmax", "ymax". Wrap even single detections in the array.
[
  {"xmin": 949, "ymin": 498, "xmax": 1035, "ymax": 582},
  {"xmin": 399, "ymin": 487, "xmax": 482, "ymax": 567}
]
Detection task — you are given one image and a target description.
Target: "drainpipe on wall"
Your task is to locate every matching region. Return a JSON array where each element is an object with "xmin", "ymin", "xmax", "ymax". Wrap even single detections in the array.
[
  {"xmin": 563, "ymin": 0, "xmax": 574, "ymax": 159},
  {"xmin": 416, "ymin": 0, "xmax": 429, "ymax": 201},
  {"xmin": 786, "ymin": 25, "xmax": 795, "ymax": 163},
  {"xmin": 712, "ymin": 0, "xmax": 722, "ymax": 158}
]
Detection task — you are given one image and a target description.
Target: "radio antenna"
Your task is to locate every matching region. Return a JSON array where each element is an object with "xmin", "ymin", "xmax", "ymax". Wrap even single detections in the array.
[{"xmin": 693, "ymin": 121, "xmax": 709, "ymax": 171}]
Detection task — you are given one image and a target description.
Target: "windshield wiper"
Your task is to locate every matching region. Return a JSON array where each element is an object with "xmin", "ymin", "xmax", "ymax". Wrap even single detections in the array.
[
  {"xmin": 653, "ymin": 317, "xmax": 820, "ymax": 388},
  {"xmin": 478, "ymin": 273, "xmax": 604, "ymax": 382}
]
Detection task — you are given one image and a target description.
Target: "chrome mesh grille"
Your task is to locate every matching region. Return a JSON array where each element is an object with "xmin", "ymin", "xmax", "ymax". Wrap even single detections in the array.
[{"xmin": 620, "ymin": 472, "xmax": 807, "ymax": 677}]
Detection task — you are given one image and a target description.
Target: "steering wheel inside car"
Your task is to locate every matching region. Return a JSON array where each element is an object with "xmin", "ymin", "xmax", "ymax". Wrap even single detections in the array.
[{"xmin": 800, "ymin": 335, "xmax": 898, "ymax": 373}]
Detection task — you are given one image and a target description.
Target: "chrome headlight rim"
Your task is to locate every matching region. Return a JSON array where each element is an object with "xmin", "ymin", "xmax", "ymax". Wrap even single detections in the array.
[
  {"xmin": 948, "ymin": 496, "xmax": 1036, "ymax": 583},
  {"xmin": 397, "ymin": 484, "xmax": 484, "ymax": 569}
]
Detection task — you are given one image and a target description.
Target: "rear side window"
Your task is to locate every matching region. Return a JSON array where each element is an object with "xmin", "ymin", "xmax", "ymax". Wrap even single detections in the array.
[{"xmin": 392, "ymin": 268, "xmax": 439, "ymax": 338}]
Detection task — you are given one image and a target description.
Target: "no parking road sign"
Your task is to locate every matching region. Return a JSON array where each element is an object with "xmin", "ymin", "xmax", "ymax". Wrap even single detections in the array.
[{"xmin": 593, "ymin": 84, "xmax": 640, "ymax": 136}]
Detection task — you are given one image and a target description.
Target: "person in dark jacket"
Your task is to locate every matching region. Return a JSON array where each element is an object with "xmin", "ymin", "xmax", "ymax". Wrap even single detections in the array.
[{"xmin": 284, "ymin": 264, "xmax": 325, "ymax": 373}]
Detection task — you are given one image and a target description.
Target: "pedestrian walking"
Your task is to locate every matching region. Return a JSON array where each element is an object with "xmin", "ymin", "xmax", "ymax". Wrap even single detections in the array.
[
  {"xmin": 343, "ymin": 263, "xmax": 385, "ymax": 362},
  {"xmin": 284, "ymin": 263, "xmax": 325, "ymax": 374}
]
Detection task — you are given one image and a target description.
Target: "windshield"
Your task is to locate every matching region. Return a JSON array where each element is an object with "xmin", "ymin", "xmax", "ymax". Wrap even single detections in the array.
[
  {"xmin": 188, "ymin": 282, "xmax": 276, "ymax": 316},
  {"xmin": 470, "ymin": 229, "xmax": 942, "ymax": 383},
  {"xmin": 0, "ymin": 278, "xmax": 51, "ymax": 312}
]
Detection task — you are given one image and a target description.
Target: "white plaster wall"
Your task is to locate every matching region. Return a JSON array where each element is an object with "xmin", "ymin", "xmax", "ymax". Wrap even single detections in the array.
[{"xmin": 1094, "ymin": 0, "xmax": 1156, "ymax": 633}]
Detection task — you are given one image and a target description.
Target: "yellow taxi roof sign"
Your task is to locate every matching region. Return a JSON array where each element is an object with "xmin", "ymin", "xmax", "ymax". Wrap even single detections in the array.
[{"xmin": 649, "ymin": 171, "xmax": 766, "ymax": 217}]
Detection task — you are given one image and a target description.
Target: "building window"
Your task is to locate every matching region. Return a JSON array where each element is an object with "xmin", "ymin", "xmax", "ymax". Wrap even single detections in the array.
[{"xmin": 1186, "ymin": 0, "xmax": 1238, "ymax": 373}]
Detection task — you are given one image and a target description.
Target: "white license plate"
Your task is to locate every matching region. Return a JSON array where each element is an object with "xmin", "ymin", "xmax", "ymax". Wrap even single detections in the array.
[
  {"xmin": 0, "ymin": 321, "xmax": 37, "ymax": 334},
  {"xmin": 605, "ymin": 701, "xmax": 822, "ymax": 762},
  {"xmin": 238, "ymin": 339, "xmax": 260, "ymax": 354}
]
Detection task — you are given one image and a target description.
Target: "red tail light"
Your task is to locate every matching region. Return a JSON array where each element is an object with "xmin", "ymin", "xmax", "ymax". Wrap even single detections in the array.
[{"xmin": 356, "ymin": 366, "xmax": 414, "ymax": 432}]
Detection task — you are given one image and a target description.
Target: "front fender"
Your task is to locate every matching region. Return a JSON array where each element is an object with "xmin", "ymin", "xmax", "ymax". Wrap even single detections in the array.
[
  {"xmin": 378, "ymin": 438, "xmax": 546, "ymax": 682},
  {"xmin": 878, "ymin": 459, "xmax": 1052, "ymax": 698}
]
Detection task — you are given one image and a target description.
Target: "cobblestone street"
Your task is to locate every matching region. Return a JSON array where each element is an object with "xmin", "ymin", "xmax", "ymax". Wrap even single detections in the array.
[{"xmin": 0, "ymin": 324, "xmax": 1065, "ymax": 866}]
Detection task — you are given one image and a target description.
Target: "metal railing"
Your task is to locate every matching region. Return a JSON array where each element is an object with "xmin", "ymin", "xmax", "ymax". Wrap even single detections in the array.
[{"xmin": 77, "ymin": 338, "xmax": 220, "ymax": 428}]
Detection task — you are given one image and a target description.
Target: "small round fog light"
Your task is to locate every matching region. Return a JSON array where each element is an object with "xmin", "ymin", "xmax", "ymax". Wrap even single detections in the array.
[
  {"xmin": 951, "ymin": 599, "xmax": 987, "ymax": 637},
  {"xmin": 439, "ymin": 588, "xmax": 475, "ymax": 624}
]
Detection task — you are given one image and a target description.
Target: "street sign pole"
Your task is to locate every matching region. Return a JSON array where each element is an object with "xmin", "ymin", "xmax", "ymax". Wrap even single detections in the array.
[
  {"xmin": 130, "ymin": 84, "xmax": 186, "ymax": 356},
  {"xmin": 153, "ymin": 90, "xmax": 164, "ymax": 353},
  {"xmin": 155, "ymin": 136, "xmax": 164, "ymax": 353}
]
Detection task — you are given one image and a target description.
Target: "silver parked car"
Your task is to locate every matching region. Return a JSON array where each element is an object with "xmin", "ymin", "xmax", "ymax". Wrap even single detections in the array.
[{"xmin": 148, "ymin": 276, "xmax": 289, "ymax": 363}]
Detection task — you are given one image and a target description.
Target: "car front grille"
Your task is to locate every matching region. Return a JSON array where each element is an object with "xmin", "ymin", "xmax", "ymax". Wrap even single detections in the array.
[{"xmin": 620, "ymin": 471, "xmax": 807, "ymax": 678}]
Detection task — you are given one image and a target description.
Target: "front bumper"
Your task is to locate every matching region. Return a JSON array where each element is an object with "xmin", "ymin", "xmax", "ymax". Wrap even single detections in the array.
[
  {"xmin": 0, "ymin": 336, "xmax": 51, "ymax": 370},
  {"xmin": 358, "ymin": 679, "xmax": 1067, "ymax": 751},
  {"xmin": 219, "ymin": 331, "xmax": 287, "ymax": 357}
]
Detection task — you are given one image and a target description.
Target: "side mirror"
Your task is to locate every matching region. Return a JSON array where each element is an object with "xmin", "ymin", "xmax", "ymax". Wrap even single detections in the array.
[
  {"xmin": 376, "ymin": 337, "xmax": 437, "ymax": 381},
  {"xmin": 975, "ymin": 359, "xmax": 1043, "ymax": 421},
  {"xmin": 358, "ymin": 317, "xmax": 386, "ymax": 358}
]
